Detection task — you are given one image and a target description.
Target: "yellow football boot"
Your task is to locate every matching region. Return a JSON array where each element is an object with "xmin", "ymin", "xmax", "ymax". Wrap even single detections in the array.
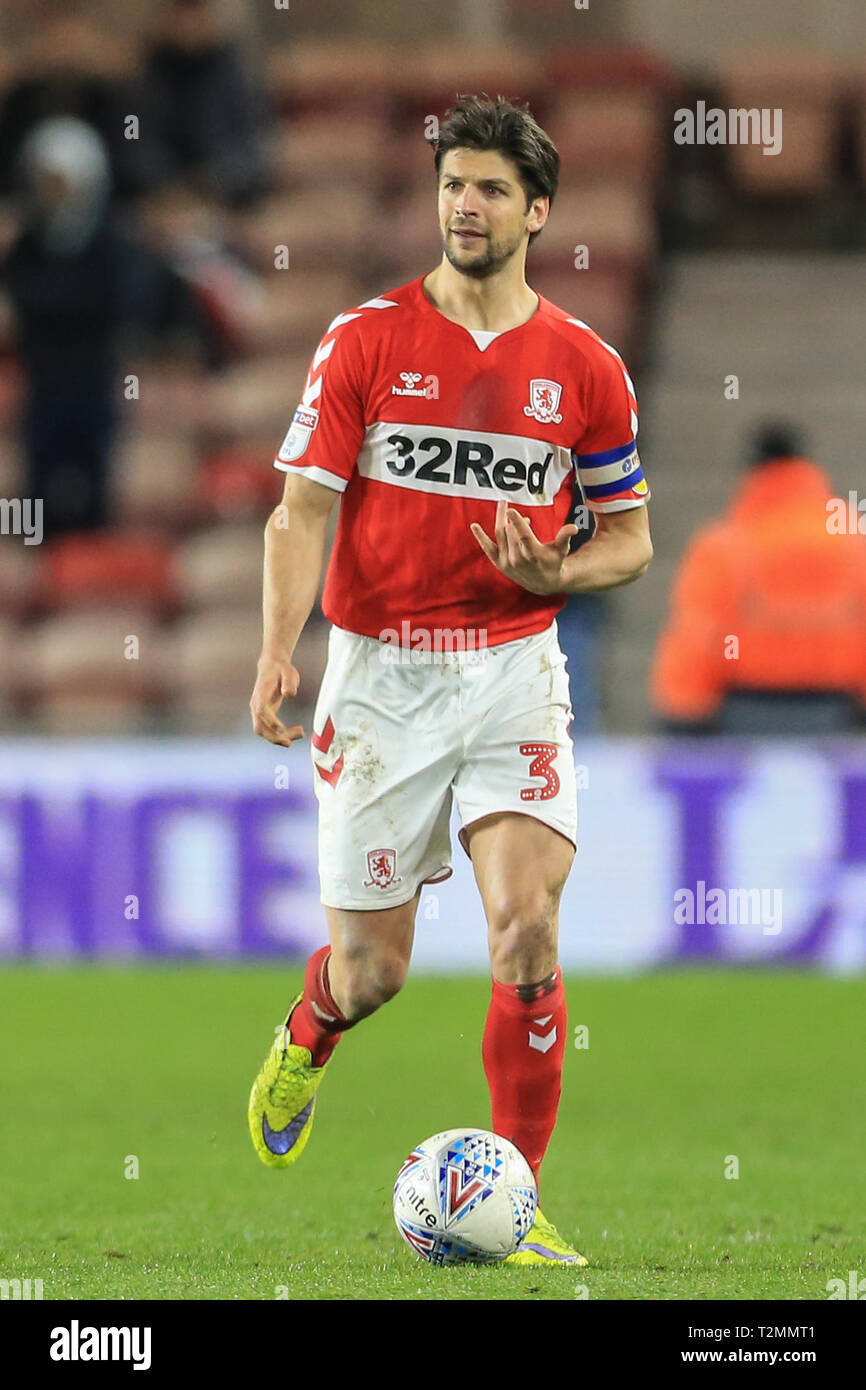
[
  {"xmin": 248, "ymin": 995, "xmax": 329, "ymax": 1168},
  {"xmin": 505, "ymin": 1208, "xmax": 589, "ymax": 1266}
]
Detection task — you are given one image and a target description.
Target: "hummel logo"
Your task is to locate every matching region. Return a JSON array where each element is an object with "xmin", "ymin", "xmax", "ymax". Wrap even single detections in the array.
[
  {"xmin": 391, "ymin": 371, "xmax": 439, "ymax": 399},
  {"xmin": 262, "ymin": 1101, "xmax": 314, "ymax": 1155},
  {"xmin": 528, "ymin": 1015, "xmax": 557, "ymax": 1054}
]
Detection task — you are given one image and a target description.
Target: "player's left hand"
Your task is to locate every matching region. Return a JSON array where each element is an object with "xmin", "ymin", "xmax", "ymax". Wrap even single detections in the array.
[{"xmin": 470, "ymin": 501, "xmax": 579, "ymax": 596}]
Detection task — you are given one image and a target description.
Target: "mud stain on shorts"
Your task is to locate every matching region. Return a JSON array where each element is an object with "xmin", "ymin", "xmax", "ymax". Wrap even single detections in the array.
[{"xmin": 340, "ymin": 722, "xmax": 385, "ymax": 789}]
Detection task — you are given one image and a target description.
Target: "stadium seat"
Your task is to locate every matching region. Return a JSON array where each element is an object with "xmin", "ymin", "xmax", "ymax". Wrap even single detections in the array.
[
  {"xmin": 164, "ymin": 607, "xmax": 266, "ymax": 731},
  {"xmin": 166, "ymin": 604, "xmax": 331, "ymax": 732},
  {"xmin": 718, "ymin": 50, "xmax": 839, "ymax": 197},
  {"xmin": 0, "ymin": 615, "xmax": 18, "ymax": 719},
  {"xmin": 389, "ymin": 188, "xmax": 447, "ymax": 274},
  {"xmin": 113, "ymin": 432, "xmax": 199, "ymax": 529},
  {"xmin": 174, "ymin": 523, "xmax": 267, "ymax": 610},
  {"xmin": 390, "ymin": 128, "xmax": 438, "ymax": 198},
  {"xmin": 232, "ymin": 190, "xmax": 374, "ymax": 271},
  {"xmin": 197, "ymin": 446, "xmax": 280, "ymax": 521},
  {"xmin": 34, "ymin": 692, "xmax": 154, "ymax": 735},
  {"xmin": 529, "ymin": 182, "xmax": 656, "ymax": 269},
  {"xmin": 19, "ymin": 606, "xmax": 160, "ymax": 734},
  {"xmin": 390, "ymin": 45, "xmax": 545, "ymax": 121},
  {"xmin": 239, "ymin": 270, "xmax": 357, "ymax": 354},
  {"xmin": 39, "ymin": 532, "xmax": 176, "ymax": 615},
  {"xmin": 126, "ymin": 362, "xmax": 211, "ymax": 433},
  {"xmin": 529, "ymin": 267, "xmax": 640, "ymax": 358},
  {"xmin": 0, "ymin": 529, "xmax": 39, "ymax": 615},
  {"xmin": 0, "ymin": 430, "xmax": 22, "ymax": 496},
  {"xmin": 546, "ymin": 44, "xmax": 676, "ymax": 96},
  {"xmin": 206, "ymin": 356, "xmax": 308, "ymax": 440},
  {"xmin": 267, "ymin": 40, "xmax": 396, "ymax": 117},
  {"xmin": 547, "ymin": 91, "xmax": 665, "ymax": 183},
  {"xmin": 271, "ymin": 113, "xmax": 389, "ymax": 190}
]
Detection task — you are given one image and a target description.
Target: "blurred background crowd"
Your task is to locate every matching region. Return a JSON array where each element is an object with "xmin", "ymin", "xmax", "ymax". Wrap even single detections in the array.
[{"xmin": 1, "ymin": 0, "xmax": 865, "ymax": 738}]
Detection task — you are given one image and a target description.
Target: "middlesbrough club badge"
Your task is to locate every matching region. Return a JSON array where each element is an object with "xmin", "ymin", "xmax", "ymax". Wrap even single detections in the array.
[
  {"xmin": 363, "ymin": 848, "xmax": 403, "ymax": 889},
  {"xmin": 523, "ymin": 378, "xmax": 563, "ymax": 425}
]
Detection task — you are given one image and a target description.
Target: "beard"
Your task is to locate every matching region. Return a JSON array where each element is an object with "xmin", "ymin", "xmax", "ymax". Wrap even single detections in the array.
[{"xmin": 442, "ymin": 225, "xmax": 525, "ymax": 280}]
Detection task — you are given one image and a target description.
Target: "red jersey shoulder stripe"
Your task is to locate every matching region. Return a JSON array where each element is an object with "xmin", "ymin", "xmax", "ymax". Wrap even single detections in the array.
[{"xmin": 300, "ymin": 296, "xmax": 400, "ymax": 411}]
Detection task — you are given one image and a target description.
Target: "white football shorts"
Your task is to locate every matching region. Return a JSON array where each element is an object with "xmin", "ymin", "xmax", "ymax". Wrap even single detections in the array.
[{"xmin": 309, "ymin": 619, "xmax": 578, "ymax": 910}]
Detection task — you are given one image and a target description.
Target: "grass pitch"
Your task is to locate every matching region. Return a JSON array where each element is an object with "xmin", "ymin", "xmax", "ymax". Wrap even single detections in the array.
[{"xmin": 0, "ymin": 966, "xmax": 862, "ymax": 1301}]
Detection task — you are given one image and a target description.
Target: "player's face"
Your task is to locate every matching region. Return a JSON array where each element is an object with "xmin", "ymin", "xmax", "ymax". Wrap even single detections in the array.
[{"xmin": 437, "ymin": 148, "xmax": 547, "ymax": 280}]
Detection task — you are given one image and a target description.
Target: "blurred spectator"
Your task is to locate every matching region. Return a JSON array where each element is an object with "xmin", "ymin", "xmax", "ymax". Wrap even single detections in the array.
[
  {"xmin": 0, "ymin": 119, "xmax": 212, "ymax": 537},
  {"xmin": 0, "ymin": 15, "xmax": 145, "ymax": 201},
  {"xmin": 137, "ymin": 0, "xmax": 271, "ymax": 208},
  {"xmin": 651, "ymin": 425, "xmax": 866, "ymax": 733},
  {"xmin": 137, "ymin": 182, "xmax": 265, "ymax": 369},
  {"xmin": 1, "ymin": 117, "xmax": 122, "ymax": 534}
]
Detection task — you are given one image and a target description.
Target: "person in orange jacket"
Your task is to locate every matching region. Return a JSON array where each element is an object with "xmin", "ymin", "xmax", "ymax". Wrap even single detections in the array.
[{"xmin": 651, "ymin": 426, "xmax": 866, "ymax": 729}]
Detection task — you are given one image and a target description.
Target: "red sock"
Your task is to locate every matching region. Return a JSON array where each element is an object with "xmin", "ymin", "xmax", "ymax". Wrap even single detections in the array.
[
  {"xmin": 482, "ymin": 968, "xmax": 567, "ymax": 1190},
  {"xmin": 286, "ymin": 946, "xmax": 352, "ymax": 1068}
]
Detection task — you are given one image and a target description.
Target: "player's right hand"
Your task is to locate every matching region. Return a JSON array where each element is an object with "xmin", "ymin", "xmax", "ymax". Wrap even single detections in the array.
[{"xmin": 250, "ymin": 658, "xmax": 305, "ymax": 746}]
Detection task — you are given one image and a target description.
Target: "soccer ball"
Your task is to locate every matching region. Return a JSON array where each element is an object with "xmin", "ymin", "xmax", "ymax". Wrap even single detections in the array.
[{"xmin": 393, "ymin": 1128, "xmax": 537, "ymax": 1265}]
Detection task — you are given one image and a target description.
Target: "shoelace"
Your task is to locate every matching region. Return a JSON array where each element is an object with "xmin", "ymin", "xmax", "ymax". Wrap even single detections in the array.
[{"xmin": 267, "ymin": 1028, "xmax": 295, "ymax": 1106}]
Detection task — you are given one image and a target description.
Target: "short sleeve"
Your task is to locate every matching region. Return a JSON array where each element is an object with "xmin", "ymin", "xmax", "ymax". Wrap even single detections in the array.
[
  {"xmin": 273, "ymin": 312, "xmax": 366, "ymax": 492},
  {"xmin": 573, "ymin": 343, "xmax": 650, "ymax": 513}
]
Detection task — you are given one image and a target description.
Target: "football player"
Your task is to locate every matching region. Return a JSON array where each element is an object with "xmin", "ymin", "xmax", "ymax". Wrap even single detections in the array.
[{"xmin": 248, "ymin": 95, "xmax": 652, "ymax": 1265}]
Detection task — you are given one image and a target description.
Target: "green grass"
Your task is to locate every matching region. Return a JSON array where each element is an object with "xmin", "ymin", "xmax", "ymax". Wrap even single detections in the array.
[{"xmin": 0, "ymin": 966, "xmax": 863, "ymax": 1300}]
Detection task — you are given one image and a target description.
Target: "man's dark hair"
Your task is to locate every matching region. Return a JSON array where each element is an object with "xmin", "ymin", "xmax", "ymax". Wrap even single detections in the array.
[
  {"xmin": 432, "ymin": 94, "xmax": 560, "ymax": 245},
  {"xmin": 748, "ymin": 422, "xmax": 807, "ymax": 466}
]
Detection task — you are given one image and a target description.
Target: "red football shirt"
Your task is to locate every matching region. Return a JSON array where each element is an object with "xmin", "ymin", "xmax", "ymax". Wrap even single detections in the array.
[{"xmin": 274, "ymin": 275, "xmax": 649, "ymax": 648}]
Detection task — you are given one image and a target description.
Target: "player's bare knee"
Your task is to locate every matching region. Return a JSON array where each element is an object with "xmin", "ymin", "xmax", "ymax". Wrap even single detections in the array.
[
  {"xmin": 488, "ymin": 908, "xmax": 558, "ymax": 981},
  {"xmin": 339, "ymin": 950, "xmax": 409, "ymax": 1019},
  {"xmin": 369, "ymin": 950, "xmax": 409, "ymax": 1006},
  {"xmin": 485, "ymin": 890, "xmax": 560, "ymax": 942}
]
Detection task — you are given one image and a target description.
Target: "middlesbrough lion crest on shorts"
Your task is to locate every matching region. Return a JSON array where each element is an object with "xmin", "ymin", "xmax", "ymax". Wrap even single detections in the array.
[
  {"xmin": 363, "ymin": 848, "xmax": 402, "ymax": 889},
  {"xmin": 523, "ymin": 378, "xmax": 563, "ymax": 425}
]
